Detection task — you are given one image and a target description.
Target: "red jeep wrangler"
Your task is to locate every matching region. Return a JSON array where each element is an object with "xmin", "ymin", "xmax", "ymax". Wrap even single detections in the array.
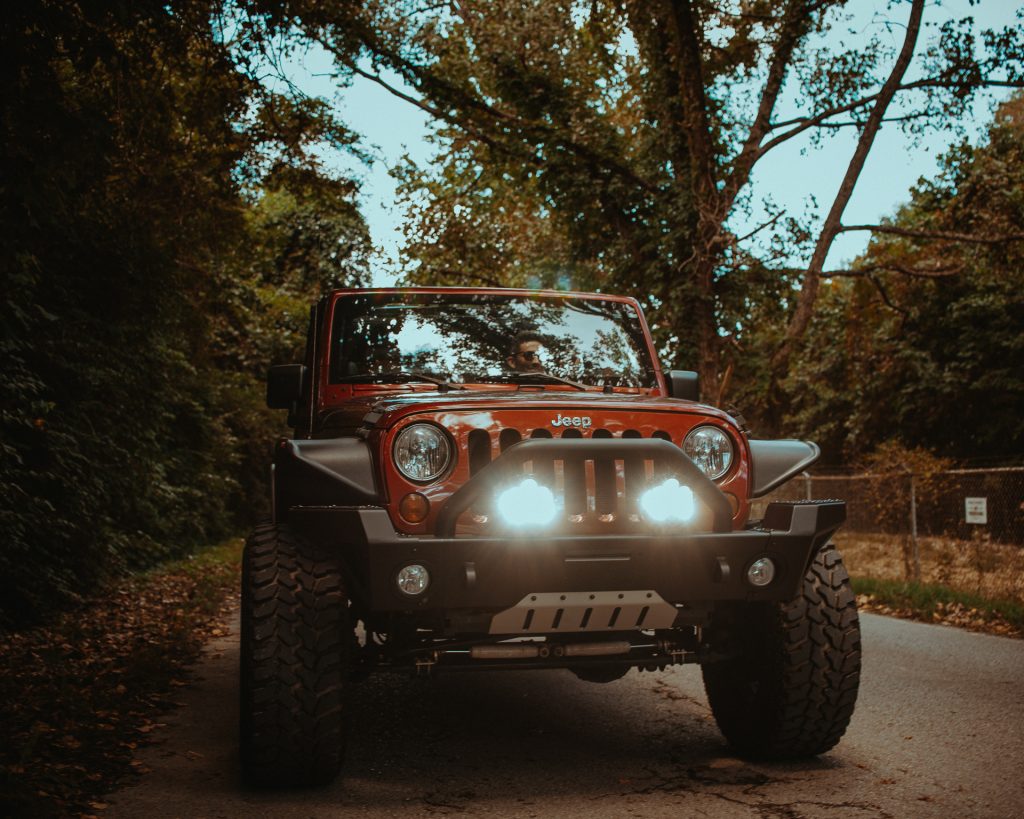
[{"xmin": 240, "ymin": 288, "xmax": 860, "ymax": 786}]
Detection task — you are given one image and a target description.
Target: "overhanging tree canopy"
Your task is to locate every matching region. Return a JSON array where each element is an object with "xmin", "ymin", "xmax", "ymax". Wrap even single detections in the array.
[{"xmin": 288, "ymin": 0, "xmax": 1023, "ymax": 400}]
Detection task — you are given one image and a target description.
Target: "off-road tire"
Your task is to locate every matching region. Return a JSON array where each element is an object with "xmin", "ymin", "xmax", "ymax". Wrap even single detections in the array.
[
  {"xmin": 239, "ymin": 522, "xmax": 348, "ymax": 787},
  {"xmin": 702, "ymin": 545, "xmax": 860, "ymax": 758}
]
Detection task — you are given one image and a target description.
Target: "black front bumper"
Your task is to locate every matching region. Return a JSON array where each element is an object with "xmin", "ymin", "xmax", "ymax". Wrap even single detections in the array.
[{"xmin": 288, "ymin": 499, "xmax": 845, "ymax": 614}]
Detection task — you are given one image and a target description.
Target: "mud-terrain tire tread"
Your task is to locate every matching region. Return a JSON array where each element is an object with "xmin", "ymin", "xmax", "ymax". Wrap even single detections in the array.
[
  {"xmin": 702, "ymin": 545, "xmax": 861, "ymax": 758},
  {"xmin": 239, "ymin": 522, "xmax": 347, "ymax": 787}
]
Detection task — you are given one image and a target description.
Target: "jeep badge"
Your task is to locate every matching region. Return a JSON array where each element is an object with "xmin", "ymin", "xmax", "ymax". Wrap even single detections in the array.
[{"xmin": 551, "ymin": 413, "xmax": 592, "ymax": 428}]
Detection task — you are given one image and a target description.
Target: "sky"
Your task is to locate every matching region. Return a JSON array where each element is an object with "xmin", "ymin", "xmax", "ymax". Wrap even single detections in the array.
[{"xmin": 279, "ymin": 0, "xmax": 1021, "ymax": 287}]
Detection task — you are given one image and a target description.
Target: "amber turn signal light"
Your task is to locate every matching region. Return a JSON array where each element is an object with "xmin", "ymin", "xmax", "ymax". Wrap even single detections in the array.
[{"xmin": 399, "ymin": 492, "xmax": 430, "ymax": 523}]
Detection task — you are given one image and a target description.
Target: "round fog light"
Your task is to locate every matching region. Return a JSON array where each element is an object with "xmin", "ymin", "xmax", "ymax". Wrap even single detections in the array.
[
  {"xmin": 747, "ymin": 557, "xmax": 775, "ymax": 587},
  {"xmin": 396, "ymin": 564, "xmax": 430, "ymax": 596}
]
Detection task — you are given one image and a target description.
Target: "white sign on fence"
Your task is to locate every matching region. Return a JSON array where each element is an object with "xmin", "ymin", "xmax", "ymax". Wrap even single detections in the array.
[{"xmin": 965, "ymin": 497, "xmax": 988, "ymax": 525}]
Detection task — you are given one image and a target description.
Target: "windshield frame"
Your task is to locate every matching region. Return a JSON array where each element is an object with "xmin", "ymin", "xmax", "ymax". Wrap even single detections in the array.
[{"xmin": 321, "ymin": 288, "xmax": 666, "ymax": 396}]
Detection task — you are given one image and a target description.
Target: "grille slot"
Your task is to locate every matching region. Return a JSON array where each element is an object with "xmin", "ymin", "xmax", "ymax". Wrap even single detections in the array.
[
  {"xmin": 592, "ymin": 429, "xmax": 616, "ymax": 514},
  {"xmin": 499, "ymin": 428, "xmax": 522, "ymax": 452},
  {"xmin": 622, "ymin": 429, "xmax": 645, "ymax": 506},
  {"xmin": 529, "ymin": 428, "xmax": 555, "ymax": 486},
  {"xmin": 652, "ymin": 430, "xmax": 673, "ymax": 479},
  {"xmin": 560, "ymin": 429, "xmax": 587, "ymax": 515},
  {"xmin": 468, "ymin": 429, "xmax": 491, "ymax": 476}
]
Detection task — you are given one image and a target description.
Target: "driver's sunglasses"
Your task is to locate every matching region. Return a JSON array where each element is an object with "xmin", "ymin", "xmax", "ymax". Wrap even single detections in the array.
[{"xmin": 518, "ymin": 350, "xmax": 540, "ymax": 361}]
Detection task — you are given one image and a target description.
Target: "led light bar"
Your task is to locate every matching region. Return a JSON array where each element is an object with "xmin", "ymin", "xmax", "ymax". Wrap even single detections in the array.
[
  {"xmin": 496, "ymin": 478, "xmax": 557, "ymax": 527},
  {"xmin": 639, "ymin": 478, "xmax": 696, "ymax": 523}
]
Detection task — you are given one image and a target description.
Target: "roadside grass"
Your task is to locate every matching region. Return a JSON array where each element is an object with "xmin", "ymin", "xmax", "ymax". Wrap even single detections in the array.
[
  {"xmin": 0, "ymin": 537, "xmax": 243, "ymax": 818},
  {"xmin": 851, "ymin": 577, "xmax": 1024, "ymax": 636},
  {"xmin": 835, "ymin": 532, "xmax": 1024, "ymax": 638}
]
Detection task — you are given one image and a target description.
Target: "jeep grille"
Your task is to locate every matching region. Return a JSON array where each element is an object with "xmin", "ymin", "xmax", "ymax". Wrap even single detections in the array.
[{"xmin": 460, "ymin": 426, "xmax": 697, "ymax": 531}]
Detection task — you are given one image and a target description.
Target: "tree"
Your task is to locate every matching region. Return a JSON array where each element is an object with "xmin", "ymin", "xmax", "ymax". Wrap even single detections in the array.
[
  {"xmin": 778, "ymin": 94, "xmax": 1024, "ymax": 462},
  {"xmin": 299, "ymin": 0, "xmax": 1023, "ymax": 400},
  {"xmin": 0, "ymin": 0, "xmax": 370, "ymax": 625}
]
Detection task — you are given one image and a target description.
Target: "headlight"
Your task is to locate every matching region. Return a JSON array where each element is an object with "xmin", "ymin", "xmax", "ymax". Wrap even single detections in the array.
[
  {"xmin": 393, "ymin": 423, "xmax": 452, "ymax": 482},
  {"xmin": 683, "ymin": 425, "xmax": 734, "ymax": 480}
]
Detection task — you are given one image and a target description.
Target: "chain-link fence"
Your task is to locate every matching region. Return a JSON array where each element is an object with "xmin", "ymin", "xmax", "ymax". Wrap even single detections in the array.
[{"xmin": 752, "ymin": 467, "xmax": 1024, "ymax": 546}]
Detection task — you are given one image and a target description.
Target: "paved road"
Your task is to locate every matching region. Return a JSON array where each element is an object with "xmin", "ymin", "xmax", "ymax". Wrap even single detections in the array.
[{"xmin": 108, "ymin": 612, "xmax": 1024, "ymax": 818}]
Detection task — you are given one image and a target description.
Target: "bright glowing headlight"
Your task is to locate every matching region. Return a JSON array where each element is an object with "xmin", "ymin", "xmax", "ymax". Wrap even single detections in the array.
[
  {"xmin": 683, "ymin": 425, "xmax": 734, "ymax": 480},
  {"xmin": 497, "ymin": 478, "xmax": 557, "ymax": 527},
  {"xmin": 393, "ymin": 423, "xmax": 452, "ymax": 482},
  {"xmin": 639, "ymin": 478, "xmax": 696, "ymax": 523}
]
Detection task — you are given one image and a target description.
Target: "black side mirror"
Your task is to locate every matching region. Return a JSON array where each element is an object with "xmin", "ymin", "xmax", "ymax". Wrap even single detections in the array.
[
  {"xmin": 667, "ymin": 370, "xmax": 700, "ymax": 402},
  {"xmin": 267, "ymin": 364, "xmax": 308, "ymax": 409}
]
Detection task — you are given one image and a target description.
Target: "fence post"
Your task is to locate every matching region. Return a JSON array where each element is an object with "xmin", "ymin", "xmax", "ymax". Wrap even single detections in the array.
[
  {"xmin": 802, "ymin": 471, "xmax": 812, "ymax": 501},
  {"xmin": 909, "ymin": 474, "xmax": 921, "ymax": 582}
]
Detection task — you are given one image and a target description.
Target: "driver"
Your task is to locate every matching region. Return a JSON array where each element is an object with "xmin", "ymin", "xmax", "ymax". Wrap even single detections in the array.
[{"xmin": 506, "ymin": 331, "xmax": 546, "ymax": 373}]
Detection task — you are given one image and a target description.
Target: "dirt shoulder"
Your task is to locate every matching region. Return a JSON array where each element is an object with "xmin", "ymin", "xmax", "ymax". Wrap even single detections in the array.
[
  {"xmin": 837, "ymin": 532, "xmax": 1024, "ymax": 639},
  {"xmin": 0, "ymin": 539, "xmax": 242, "ymax": 818}
]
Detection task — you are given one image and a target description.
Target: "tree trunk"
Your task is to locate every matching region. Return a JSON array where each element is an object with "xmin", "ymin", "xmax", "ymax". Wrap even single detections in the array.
[{"xmin": 692, "ymin": 252, "xmax": 722, "ymax": 402}]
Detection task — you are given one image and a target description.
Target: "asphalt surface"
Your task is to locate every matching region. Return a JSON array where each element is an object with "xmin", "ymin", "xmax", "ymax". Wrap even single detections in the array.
[{"xmin": 107, "ymin": 612, "xmax": 1024, "ymax": 818}]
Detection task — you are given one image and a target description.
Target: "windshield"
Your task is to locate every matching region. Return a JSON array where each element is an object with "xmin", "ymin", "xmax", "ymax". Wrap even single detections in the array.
[{"xmin": 330, "ymin": 292, "xmax": 657, "ymax": 389}]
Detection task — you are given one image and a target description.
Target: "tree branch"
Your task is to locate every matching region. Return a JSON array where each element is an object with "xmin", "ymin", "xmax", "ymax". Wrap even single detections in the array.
[
  {"xmin": 824, "ymin": 262, "xmax": 962, "ymax": 279},
  {"xmin": 839, "ymin": 224, "xmax": 1024, "ymax": 244},
  {"xmin": 762, "ymin": 92, "xmax": 882, "ymax": 151},
  {"xmin": 762, "ymin": 75, "xmax": 1024, "ymax": 156},
  {"xmin": 732, "ymin": 211, "xmax": 785, "ymax": 245},
  {"xmin": 814, "ymin": 112, "xmax": 932, "ymax": 129},
  {"xmin": 348, "ymin": 63, "xmax": 445, "ymax": 124},
  {"xmin": 865, "ymin": 272, "xmax": 909, "ymax": 315},
  {"xmin": 901, "ymin": 77, "xmax": 1024, "ymax": 92},
  {"xmin": 345, "ymin": 60, "xmax": 662, "ymax": 200},
  {"xmin": 722, "ymin": 0, "xmax": 810, "ymax": 208}
]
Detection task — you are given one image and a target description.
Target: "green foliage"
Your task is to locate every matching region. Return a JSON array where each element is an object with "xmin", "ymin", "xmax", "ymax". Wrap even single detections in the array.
[
  {"xmin": 774, "ymin": 95, "xmax": 1024, "ymax": 462},
  {"xmin": 0, "ymin": 1, "xmax": 369, "ymax": 627},
  {"xmin": 360, "ymin": 0, "xmax": 702, "ymax": 356}
]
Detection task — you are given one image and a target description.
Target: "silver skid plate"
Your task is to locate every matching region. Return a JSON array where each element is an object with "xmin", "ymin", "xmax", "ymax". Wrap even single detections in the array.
[{"xmin": 488, "ymin": 590, "xmax": 677, "ymax": 635}]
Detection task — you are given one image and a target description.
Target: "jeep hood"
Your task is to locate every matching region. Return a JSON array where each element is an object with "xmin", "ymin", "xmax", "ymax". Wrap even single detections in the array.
[{"xmin": 351, "ymin": 389, "xmax": 735, "ymax": 430}]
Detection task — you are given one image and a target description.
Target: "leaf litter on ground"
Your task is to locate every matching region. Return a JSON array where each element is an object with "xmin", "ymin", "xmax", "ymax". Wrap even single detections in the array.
[{"xmin": 0, "ymin": 538, "xmax": 242, "ymax": 817}]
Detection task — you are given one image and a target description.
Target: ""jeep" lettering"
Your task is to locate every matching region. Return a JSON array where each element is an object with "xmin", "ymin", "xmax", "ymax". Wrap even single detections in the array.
[{"xmin": 551, "ymin": 413, "xmax": 592, "ymax": 428}]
